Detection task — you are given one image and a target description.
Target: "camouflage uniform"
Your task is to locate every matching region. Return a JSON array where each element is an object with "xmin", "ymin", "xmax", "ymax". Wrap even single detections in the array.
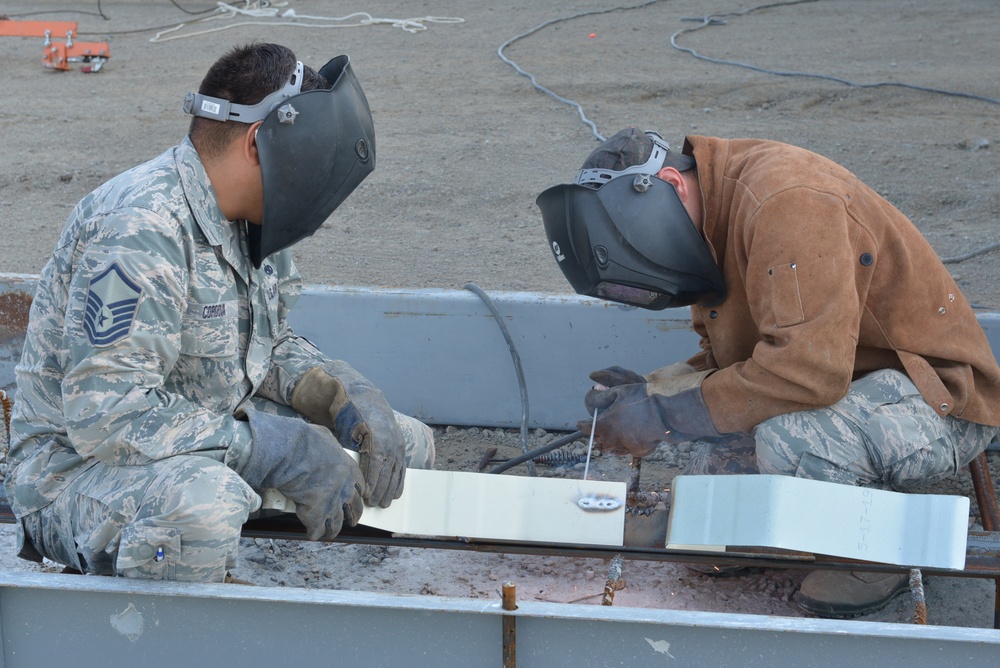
[
  {"xmin": 681, "ymin": 369, "xmax": 998, "ymax": 491},
  {"xmin": 5, "ymin": 138, "xmax": 434, "ymax": 581}
]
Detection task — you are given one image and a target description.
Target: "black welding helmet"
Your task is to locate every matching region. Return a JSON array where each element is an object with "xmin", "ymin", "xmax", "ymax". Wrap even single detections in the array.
[
  {"xmin": 536, "ymin": 131, "xmax": 725, "ymax": 310},
  {"xmin": 185, "ymin": 55, "xmax": 375, "ymax": 268}
]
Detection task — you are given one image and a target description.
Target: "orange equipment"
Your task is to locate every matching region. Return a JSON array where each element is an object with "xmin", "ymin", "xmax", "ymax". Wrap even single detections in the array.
[{"xmin": 0, "ymin": 18, "xmax": 110, "ymax": 72}]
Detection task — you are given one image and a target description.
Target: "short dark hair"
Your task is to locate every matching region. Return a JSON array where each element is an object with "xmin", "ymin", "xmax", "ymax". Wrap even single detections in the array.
[{"xmin": 189, "ymin": 42, "xmax": 329, "ymax": 158}]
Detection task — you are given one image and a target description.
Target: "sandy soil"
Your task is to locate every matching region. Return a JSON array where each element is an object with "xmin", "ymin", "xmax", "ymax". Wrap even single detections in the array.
[{"xmin": 2, "ymin": 0, "xmax": 1000, "ymax": 630}]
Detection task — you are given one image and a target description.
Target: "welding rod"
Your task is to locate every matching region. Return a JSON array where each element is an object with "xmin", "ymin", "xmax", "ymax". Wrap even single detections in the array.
[{"xmin": 488, "ymin": 430, "xmax": 584, "ymax": 474}]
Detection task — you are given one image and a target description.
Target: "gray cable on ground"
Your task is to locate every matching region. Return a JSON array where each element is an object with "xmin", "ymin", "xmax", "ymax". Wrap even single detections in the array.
[
  {"xmin": 497, "ymin": 0, "xmax": 669, "ymax": 142},
  {"xmin": 671, "ymin": 0, "xmax": 1000, "ymax": 107},
  {"xmin": 940, "ymin": 241, "xmax": 1000, "ymax": 265}
]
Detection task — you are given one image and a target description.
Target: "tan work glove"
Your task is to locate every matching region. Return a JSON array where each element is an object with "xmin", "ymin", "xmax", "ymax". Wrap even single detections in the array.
[
  {"xmin": 291, "ymin": 364, "xmax": 406, "ymax": 508},
  {"xmin": 643, "ymin": 362, "xmax": 715, "ymax": 397}
]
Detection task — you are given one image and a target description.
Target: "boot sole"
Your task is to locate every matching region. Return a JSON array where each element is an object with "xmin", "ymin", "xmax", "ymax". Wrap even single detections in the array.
[{"xmin": 797, "ymin": 575, "xmax": 910, "ymax": 619}]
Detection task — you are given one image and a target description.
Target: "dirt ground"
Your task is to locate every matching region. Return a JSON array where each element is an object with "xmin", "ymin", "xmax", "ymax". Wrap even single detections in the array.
[{"xmin": 2, "ymin": 0, "xmax": 1000, "ymax": 631}]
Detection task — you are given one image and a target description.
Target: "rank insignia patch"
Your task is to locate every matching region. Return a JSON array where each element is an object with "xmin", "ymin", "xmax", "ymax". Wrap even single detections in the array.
[{"xmin": 84, "ymin": 262, "xmax": 143, "ymax": 346}]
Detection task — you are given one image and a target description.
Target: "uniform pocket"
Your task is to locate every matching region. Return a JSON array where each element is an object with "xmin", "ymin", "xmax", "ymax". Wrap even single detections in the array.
[
  {"xmin": 179, "ymin": 300, "xmax": 238, "ymax": 357},
  {"xmin": 116, "ymin": 523, "xmax": 181, "ymax": 579},
  {"xmin": 767, "ymin": 262, "xmax": 804, "ymax": 327}
]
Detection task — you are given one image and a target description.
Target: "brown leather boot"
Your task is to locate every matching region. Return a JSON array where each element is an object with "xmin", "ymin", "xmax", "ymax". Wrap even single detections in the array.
[{"xmin": 797, "ymin": 570, "xmax": 909, "ymax": 618}]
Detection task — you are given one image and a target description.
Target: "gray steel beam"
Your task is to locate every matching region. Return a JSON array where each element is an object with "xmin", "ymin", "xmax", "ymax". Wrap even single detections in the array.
[
  {"xmin": 5, "ymin": 275, "xmax": 1000, "ymax": 433},
  {"xmin": 1, "ymin": 571, "xmax": 999, "ymax": 667}
]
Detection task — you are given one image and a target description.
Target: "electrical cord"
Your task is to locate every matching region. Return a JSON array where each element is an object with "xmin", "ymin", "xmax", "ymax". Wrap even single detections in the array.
[
  {"xmin": 489, "ymin": 430, "xmax": 584, "ymax": 474},
  {"xmin": 499, "ymin": 0, "xmax": 1000, "ymax": 144},
  {"xmin": 497, "ymin": 0, "xmax": 669, "ymax": 142},
  {"xmin": 499, "ymin": 0, "xmax": 1000, "ymax": 264},
  {"xmin": 464, "ymin": 283, "xmax": 537, "ymax": 476},
  {"xmin": 671, "ymin": 0, "xmax": 1000, "ymax": 107}
]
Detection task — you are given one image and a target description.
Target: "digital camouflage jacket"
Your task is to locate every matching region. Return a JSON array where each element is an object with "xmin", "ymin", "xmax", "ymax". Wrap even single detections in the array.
[{"xmin": 6, "ymin": 138, "xmax": 328, "ymax": 517}]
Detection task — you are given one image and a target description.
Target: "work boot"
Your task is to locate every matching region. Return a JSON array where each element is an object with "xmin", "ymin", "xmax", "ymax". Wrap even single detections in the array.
[
  {"xmin": 685, "ymin": 563, "xmax": 753, "ymax": 577},
  {"xmin": 797, "ymin": 570, "xmax": 909, "ymax": 618},
  {"xmin": 224, "ymin": 572, "xmax": 256, "ymax": 586}
]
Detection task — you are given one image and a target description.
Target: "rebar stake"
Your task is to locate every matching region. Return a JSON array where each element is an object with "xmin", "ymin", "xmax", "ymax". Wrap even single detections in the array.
[
  {"xmin": 909, "ymin": 568, "xmax": 927, "ymax": 625},
  {"xmin": 602, "ymin": 554, "xmax": 625, "ymax": 606},
  {"xmin": 502, "ymin": 581, "xmax": 517, "ymax": 667},
  {"xmin": 628, "ymin": 456, "xmax": 642, "ymax": 496}
]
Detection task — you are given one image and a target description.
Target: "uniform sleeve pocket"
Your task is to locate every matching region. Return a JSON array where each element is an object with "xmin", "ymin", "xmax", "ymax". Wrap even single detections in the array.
[
  {"xmin": 767, "ymin": 262, "xmax": 805, "ymax": 327},
  {"xmin": 116, "ymin": 523, "xmax": 181, "ymax": 579}
]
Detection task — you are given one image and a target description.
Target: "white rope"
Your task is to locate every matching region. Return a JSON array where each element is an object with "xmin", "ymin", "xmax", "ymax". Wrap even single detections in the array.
[{"xmin": 152, "ymin": 1, "xmax": 464, "ymax": 43}]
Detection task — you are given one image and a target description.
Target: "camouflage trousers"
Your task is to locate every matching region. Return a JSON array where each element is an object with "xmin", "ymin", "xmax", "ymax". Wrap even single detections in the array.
[
  {"xmin": 683, "ymin": 369, "xmax": 998, "ymax": 491},
  {"xmin": 20, "ymin": 406, "xmax": 435, "ymax": 582}
]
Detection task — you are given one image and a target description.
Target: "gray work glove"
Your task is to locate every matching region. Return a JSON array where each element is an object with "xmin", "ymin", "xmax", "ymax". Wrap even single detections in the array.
[
  {"xmin": 579, "ymin": 365, "xmax": 721, "ymax": 458},
  {"xmin": 291, "ymin": 363, "xmax": 406, "ymax": 508},
  {"xmin": 242, "ymin": 409, "xmax": 365, "ymax": 541}
]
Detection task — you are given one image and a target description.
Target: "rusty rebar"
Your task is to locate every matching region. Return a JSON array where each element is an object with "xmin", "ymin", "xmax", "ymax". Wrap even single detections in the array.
[
  {"xmin": 602, "ymin": 554, "xmax": 625, "ymax": 606},
  {"xmin": 502, "ymin": 581, "xmax": 517, "ymax": 668},
  {"xmin": 967, "ymin": 452, "xmax": 1000, "ymax": 630},
  {"xmin": 0, "ymin": 389, "xmax": 10, "ymax": 461},
  {"xmin": 909, "ymin": 569, "xmax": 927, "ymax": 625},
  {"xmin": 970, "ymin": 452, "xmax": 1000, "ymax": 532},
  {"xmin": 628, "ymin": 457, "xmax": 642, "ymax": 496}
]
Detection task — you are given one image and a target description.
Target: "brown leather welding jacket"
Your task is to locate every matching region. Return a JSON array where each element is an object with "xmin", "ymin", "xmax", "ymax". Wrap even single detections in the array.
[{"xmin": 682, "ymin": 136, "xmax": 1000, "ymax": 434}]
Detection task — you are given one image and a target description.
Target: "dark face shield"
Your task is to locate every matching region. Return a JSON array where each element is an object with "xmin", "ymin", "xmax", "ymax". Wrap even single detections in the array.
[
  {"xmin": 536, "ymin": 173, "xmax": 725, "ymax": 310},
  {"xmin": 252, "ymin": 56, "xmax": 375, "ymax": 267},
  {"xmin": 185, "ymin": 55, "xmax": 375, "ymax": 268}
]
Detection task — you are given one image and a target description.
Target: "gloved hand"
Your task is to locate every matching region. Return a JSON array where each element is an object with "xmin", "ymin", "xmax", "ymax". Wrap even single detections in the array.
[
  {"xmin": 291, "ymin": 364, "xmax": 406, "ymax": 508},
  {"xmin": 578, "ymin": 365, "xmax": 721, "ymax": 458},
  {"xmin": 242, "ymin": 409, "xmax": 365, "ymax": 541},
  {"xmin": 588, "ymin": 363, "xmax": 713, "ymax": 396}
]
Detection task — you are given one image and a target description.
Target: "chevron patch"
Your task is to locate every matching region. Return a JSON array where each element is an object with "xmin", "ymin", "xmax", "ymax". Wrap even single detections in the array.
[{"xmin": 83, "ymin": 262, "xmax": 143, "ymax": 346}]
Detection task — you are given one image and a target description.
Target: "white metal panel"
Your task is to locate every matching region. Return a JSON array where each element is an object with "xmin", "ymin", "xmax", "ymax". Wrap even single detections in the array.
[
  {"xmin": 264, "ymin": 451, "xmax": 626, "ymax": 547},
  {"xmin": 666, "ymin": 475, "xmax": 970, "ymax": 569}
]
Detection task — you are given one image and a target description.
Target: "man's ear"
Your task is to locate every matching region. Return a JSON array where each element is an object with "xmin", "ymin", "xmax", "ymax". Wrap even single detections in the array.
[
  {"xmin": 243, "ymin": 121, "xmax": 264, "ymax": 166},
  {"xmin": 657, "ymin": 166, "xmax": 688, "ymax": 200}
]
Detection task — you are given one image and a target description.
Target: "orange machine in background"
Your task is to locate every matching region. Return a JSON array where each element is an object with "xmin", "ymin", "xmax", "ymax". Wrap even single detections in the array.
[{"xmin": 0, "ymin": 18, "xmax": 110, "ymax": 72}]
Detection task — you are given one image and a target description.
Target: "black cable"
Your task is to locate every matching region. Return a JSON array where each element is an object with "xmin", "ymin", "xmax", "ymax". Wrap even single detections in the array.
[
  {"xmin": 489, "ymin": 430, "xmax": 584, "ymax": 474},
  {"xmin": 464, "ymin": 283, "xmax": 537, "ymax": 476},
  {"xmin": 167, "ymin": 0, "xmax": 228, "ymax": 16},
  {"xmin": 497, "ymin": 0, "xmax": 669, "ymax": 142},
  {"xmin": 1, "ymin": 10, "xmax": 106, "ymax": 19},
  {"xmin": 671, "ymin": 0, "xmax": 1000, "ymax": 107},
  {"xmin": 940, "ymin": 242, "xmax": 1000, "ymax": 265}
]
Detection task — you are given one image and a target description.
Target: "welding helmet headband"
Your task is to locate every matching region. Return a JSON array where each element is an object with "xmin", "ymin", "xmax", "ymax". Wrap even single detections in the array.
[
  {"xmin": 249, "ymin": 55, "xmax": 375, "ymax": 267},
  {"xmin": 536, "ymin": 173, "xmax": 725, "ymax": 310}
]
